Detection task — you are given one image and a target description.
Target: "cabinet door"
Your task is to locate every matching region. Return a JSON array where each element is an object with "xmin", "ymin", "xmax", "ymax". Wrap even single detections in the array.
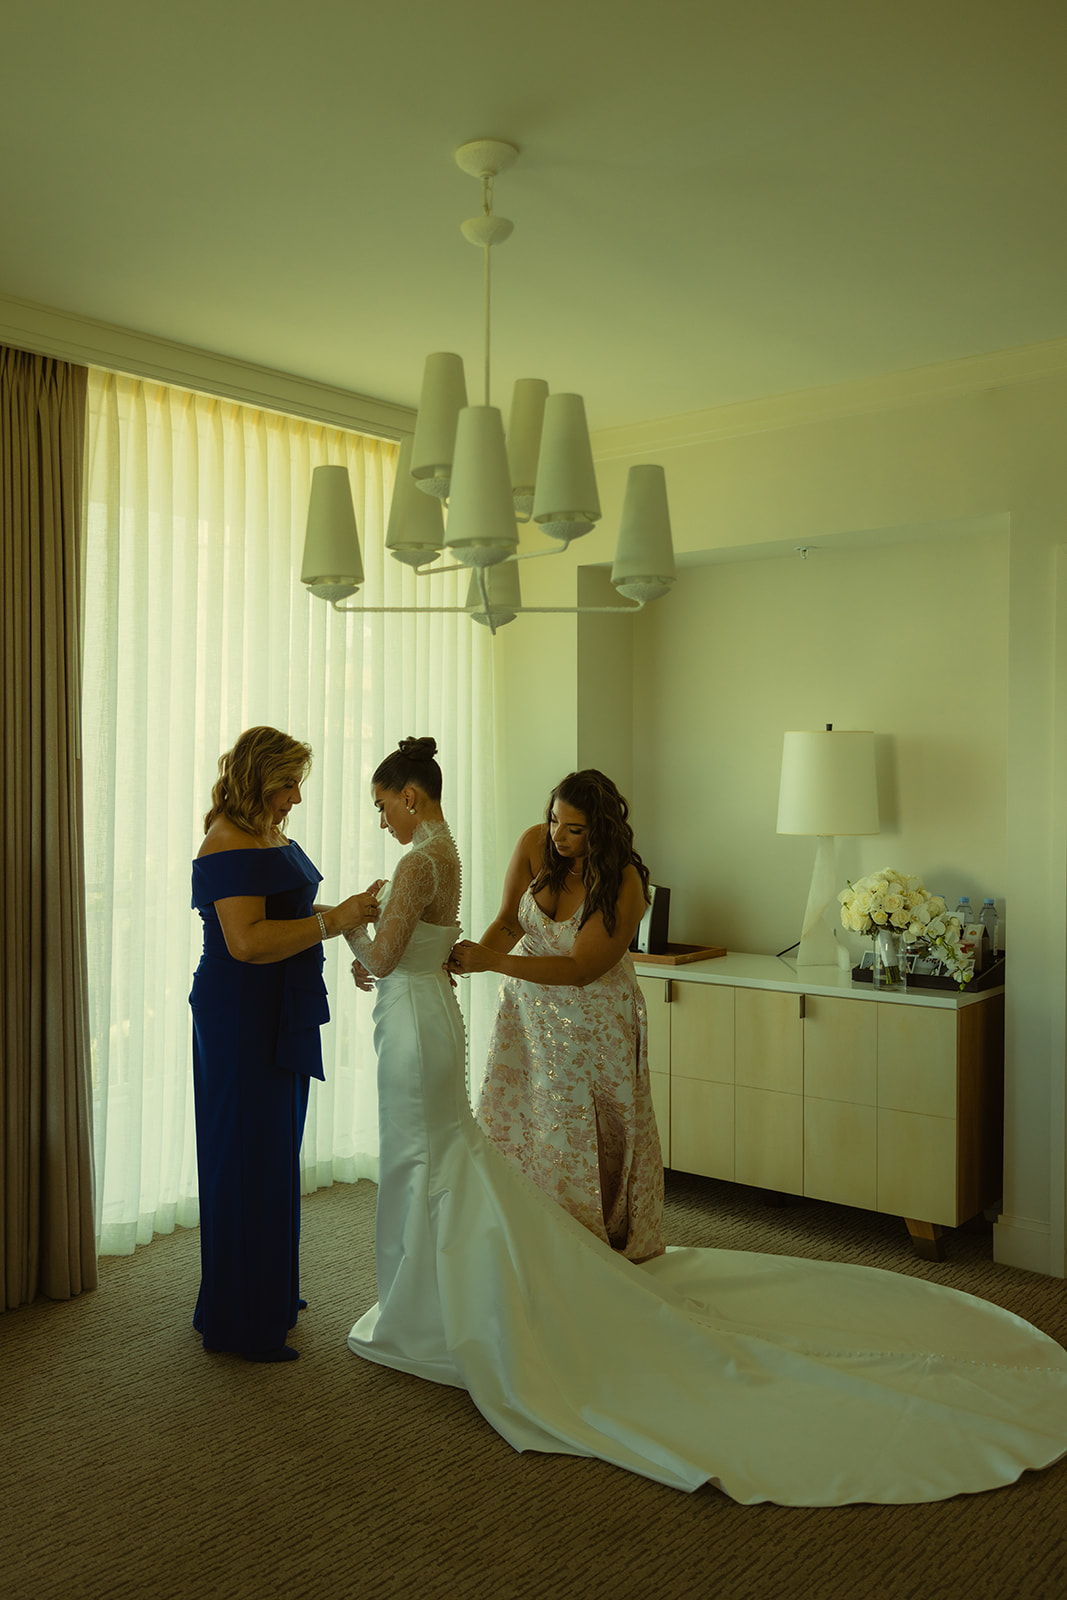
[
  {"xmin": 804, "ymin": 1099, "xmax": 878, "ymax": 1209},
  {"xmin": 802, "ymin": 994, "xmax": 878, "ymax": 1208},
  {"xmin": 667, "ymin": 983, "xmax": 735, "ymax": 1179},
  {"xmin": 804, "ymin": 995, "xmax": 876, "ymax": 1106},
  {"xmin": 735, "ymin": 987, "xmax": 803, "ymax": 1093},
  {"xmin": 876, "ymin": 1005, "xmax": 959, "ymax": 1225},
  {"xmin": 637, "ymin": 976, "xmax": 671, "ymax": 1076},
  {"xmin": 877, "ymin": 1005, "xmax": 957, "ymax": 1118},
  {"xmin": 671, "ymin": 1077, "xmax": 734, "ymax": 1181},
  {"xmin": 735, "ymin": 1086, "xmax": 803, "ymax": 1193},
  {"xmin": 637, "ymin": 977, "xmax": 671, "ymax": 1167},
  {"xmin": 671, "ymin": 982, "xmax": 735, "ymax": 1082},
  {"xmin": 732, "ymin": 988, "xmax": 803, "ymax": 1192},
  {"xmin": 877, "ymin": 1109, "xmax": 958, "ymax": 1225}
]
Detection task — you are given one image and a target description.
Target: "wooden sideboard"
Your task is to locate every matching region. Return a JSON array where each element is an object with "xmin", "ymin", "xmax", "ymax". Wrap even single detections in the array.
[{"xmin": 635, "ymin": 953, "xmax": 1004, "ymax": 1259}]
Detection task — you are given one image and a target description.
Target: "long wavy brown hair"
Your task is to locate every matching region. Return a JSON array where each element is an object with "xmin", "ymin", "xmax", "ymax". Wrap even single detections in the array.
[
  {"xmin": 531, "ymin": 769, "xmax": 651, "ymax": 936},
  {"xmin": 203, "ymin": 726, "xmax": 312, "ymax": 839}
]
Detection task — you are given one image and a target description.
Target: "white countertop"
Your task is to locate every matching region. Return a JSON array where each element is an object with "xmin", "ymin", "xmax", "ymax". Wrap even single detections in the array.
[{"xmin": 632, "ymin": 950, "xmax": 1002, "ymax": 1010}]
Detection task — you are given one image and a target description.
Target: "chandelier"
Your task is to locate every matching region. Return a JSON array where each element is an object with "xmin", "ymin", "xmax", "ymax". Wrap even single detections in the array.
[{"xmin": 300, "ymin": 138, "xmax": 677, "ymax": 633}]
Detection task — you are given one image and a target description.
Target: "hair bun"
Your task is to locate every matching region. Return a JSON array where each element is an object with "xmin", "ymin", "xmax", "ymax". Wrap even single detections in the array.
[{"xmin": 398, "ymin": 735, "xmax": 437, "ymax": 762}]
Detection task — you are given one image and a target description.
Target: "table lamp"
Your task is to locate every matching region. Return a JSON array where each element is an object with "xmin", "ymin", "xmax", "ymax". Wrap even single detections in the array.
[{"xmin": 777, "ymin": 726, "xmax": 880, "ymax": 968}]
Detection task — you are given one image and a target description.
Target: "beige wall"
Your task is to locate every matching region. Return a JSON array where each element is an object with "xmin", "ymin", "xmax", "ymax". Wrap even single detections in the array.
[
  {"xmin": 493, "ymin": 339, "xmax": 1067, "ymax": 1277},
  {"xmin": 629, "ymin": 528, "xmax": 1009, "ymax": 961}
]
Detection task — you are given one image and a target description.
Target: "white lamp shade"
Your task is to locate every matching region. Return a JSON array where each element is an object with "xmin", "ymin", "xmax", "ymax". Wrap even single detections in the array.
[
  {"xmin": 385, "ymin": 436, "xmax": 445, "ymax": 567},
  {"xmin": 301, "ymin": 464, "xmax": 364, "ymax": 600},
  {"xmin": 506, "ymin": 377, "xmax": 548, "ymax": 520},
  {"xmin": 444, "ymin": 405, "xmax": 519, "ymax": 567},
  {"xmin": 776, "ymin": 730, "xmax": 880, "ymax": 836},
  {"xmin": 410, "ymin": 352, "xmax": 468, "ymax": 501},
  {"xmin": 466, "ymin": 557, "xmax": 521, "ymax": 627},
  {"xmin": 611, "ymin": 464, "xmax": 676, "ymax": 602},
  {"xmin": 531, "ymin": 392, "xmax": 601, "ymax": 544}
]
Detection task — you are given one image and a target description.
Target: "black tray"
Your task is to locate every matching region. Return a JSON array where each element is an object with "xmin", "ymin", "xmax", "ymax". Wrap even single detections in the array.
[{"xmin": 851, "ymin": 955, "xmax": 1005, "ymax": 993}]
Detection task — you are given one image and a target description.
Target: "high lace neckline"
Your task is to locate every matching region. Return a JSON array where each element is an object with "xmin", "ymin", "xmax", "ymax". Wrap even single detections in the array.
[{"xmin": 411, "ymin": 817, "xmax": 453, "ymax": 849}]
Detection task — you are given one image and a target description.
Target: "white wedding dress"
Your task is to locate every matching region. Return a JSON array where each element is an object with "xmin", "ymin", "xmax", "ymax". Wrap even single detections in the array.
[{"xmin": 346, "ymin": 821, "xmax": 1067, "ymax": 1505}]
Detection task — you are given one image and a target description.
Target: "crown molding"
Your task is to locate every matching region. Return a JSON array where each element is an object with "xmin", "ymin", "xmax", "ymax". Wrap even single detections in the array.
[
  {"xmin": 592, "ymin": 337, "xmax": 1067, "ymax": 460},
  {"xmin": 0, "ymin": 293, "xmax": 414, "ymax": 441}
]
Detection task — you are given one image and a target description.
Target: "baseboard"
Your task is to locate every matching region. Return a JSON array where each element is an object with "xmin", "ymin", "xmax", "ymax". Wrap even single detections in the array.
[{"xmin": 993, "ymin": 1214, "xmax": 1055, "ymax": 1275}]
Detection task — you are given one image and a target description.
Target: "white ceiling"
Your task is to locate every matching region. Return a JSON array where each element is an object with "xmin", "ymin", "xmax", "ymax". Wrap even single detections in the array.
[{"xmin": 2, "ymin": 0, "xmax": 1065, "ymax": 431}]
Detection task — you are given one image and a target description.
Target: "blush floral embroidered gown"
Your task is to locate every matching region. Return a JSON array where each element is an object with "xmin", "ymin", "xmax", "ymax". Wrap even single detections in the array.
[
  {"xmin": 344, "ymin": 819, "xmax": 1067, "ymax": 1505},
  {"xmin": 475, "ymin": 887, "xmax": 664, "ymax": 1262}
]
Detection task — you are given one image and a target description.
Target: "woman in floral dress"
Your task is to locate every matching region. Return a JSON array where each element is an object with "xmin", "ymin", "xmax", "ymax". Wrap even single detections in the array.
[{"xmin": 449, "ymin": 769, "xmax": 663, "ymax": 1262}]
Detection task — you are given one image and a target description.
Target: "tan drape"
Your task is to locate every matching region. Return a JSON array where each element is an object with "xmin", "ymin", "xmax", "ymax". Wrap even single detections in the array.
[{"xmin": 1, "ymin": 346, "xmax": 96, "ymax": 1308}]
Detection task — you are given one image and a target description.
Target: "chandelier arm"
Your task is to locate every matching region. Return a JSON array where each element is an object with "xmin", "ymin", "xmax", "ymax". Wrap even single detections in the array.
[
  {"xmin": 511, "ymin": 547, "xmax": 571, "ymax": 563},
  {"xmin": 502, "ymin": 602, "xmax": 649, "ymax": 615},
  {"xmin": 411, "ymin": 546, "xmax": 567, "ymax": 579},
  {"xmin": 412, "ymin": 559, "xmax": 468, "ymax": 576},
  {"xmin": 325, "ymin": 601, "xmax": 649, "ymax": 617},
  {"xmin": 329, "ymin": 602, "xmax": 490, "ymax": 615}
]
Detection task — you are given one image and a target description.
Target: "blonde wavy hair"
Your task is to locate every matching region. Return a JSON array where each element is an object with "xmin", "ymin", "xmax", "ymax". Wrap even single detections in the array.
[{"xmin": 203, "ymin": 726, "xmax": 312, "ymax": 839}]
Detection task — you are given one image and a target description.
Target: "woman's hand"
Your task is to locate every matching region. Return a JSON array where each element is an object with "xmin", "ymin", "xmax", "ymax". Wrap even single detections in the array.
[
  {"xmin": 351, "ymin": 959, "xmax": 374, "ymax": 992},
  {"xmin": 360, "ymin": 879, "xmax": 386, "ymax": 920},
  {"xmin": 330, "ymin": 884, "xmax": 383, "ymax": 934},
  {"xmin": 446, "ymin": 939, "xmax": 498, "ymax": 976}
]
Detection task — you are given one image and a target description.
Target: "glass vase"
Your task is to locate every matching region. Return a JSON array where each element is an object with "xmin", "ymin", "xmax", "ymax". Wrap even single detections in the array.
[{"xmin": 872, "ymin": 927, "xmax": 907, "ymax": 990}]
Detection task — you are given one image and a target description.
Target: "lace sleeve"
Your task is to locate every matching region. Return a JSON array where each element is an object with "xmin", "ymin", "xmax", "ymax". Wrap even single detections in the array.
[{"xmin": 345, "ymin": 849, "xmax": 436, "ymax": 977}]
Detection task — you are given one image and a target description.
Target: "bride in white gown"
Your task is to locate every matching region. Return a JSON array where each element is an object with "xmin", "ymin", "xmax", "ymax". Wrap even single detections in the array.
[{"xmin": 344, "ymin": 738, "xmax": 1067, "ymax": 1506}]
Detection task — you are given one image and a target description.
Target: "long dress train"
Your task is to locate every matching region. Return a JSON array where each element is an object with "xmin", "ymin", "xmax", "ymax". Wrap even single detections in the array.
[{"xmin": 347, "ymin": 909, "xmax": 1067, "ymax": 1506}]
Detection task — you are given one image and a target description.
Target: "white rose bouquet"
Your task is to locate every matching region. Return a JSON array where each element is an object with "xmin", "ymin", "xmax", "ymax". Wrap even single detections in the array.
[{"xmin": 838, "ymin": 869, "xmax": 972, "ymax": 988}]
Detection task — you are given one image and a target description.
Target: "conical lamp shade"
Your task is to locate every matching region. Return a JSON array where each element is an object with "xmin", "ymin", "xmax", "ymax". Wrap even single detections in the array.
[
  {"xmin": 611, "ymin": 464, "xmax": 676, "ymax": 602},
  {"xmin": 301, "ymin": 464, "xmax": 363, "ymax": 600},
  {"xmin": 410, "ymin": 352, "xmax": 468, "ymax": 501},
  {"xmin": 466, "ymin": 558, "xmax": 521, "ymax": 628},
  {"xmin": 444, "ymin": 406, "xmax": 518, "ymax": 567},
  {"xmin": 531, "ymin": 392, "xmax": 601, "ymax": 544},
  {"xmin": 386, "ymin": 436, "xmax": 445, "ymax": 568},
  {"xmin": 506, "ymin": 378, "xmax": 548, "ymax": 521}
]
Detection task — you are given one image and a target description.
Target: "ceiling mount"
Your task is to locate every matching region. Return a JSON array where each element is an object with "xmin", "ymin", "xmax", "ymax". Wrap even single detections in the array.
[{"xmin": 454, "ymin": 138, "xmax": 519, "ymax": 179}]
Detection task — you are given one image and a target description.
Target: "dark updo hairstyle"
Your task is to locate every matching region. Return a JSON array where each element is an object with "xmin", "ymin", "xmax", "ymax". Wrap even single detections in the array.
[
  {"xmin": 372, "ymin": 735, "xmax": 443, "ymax": 801},
  {"xmin": 532, "ymin": 768, "xmax": 650, "ymax": 937},
  {"xmin": 204, "ymin": 726, "xmax": 312, "ymax": 838}
]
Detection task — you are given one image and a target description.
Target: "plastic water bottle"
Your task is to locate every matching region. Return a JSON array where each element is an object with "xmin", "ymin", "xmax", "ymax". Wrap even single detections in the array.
[
  {"xmin": 954, "ymin": 895, "xmax": 973, "ymax": 924},
  {"xmin": 980, "ymin": 898, "xmax": 1000, "ymax": 957}
]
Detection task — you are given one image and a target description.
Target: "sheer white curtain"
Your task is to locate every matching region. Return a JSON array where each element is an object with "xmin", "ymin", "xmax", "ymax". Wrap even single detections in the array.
[{"xmin": 81, "ymin": 370, "xmax": 496, "ymax": 1255}]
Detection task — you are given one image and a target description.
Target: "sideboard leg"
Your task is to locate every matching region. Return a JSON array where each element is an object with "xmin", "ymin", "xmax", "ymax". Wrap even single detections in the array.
[{"xmin": 905, "ymin": 1218, "xmax": 945, "ymax": 1261}]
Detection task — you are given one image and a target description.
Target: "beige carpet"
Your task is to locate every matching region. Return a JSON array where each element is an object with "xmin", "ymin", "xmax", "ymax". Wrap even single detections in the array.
[{"xmin": 2, "ymin": 1172, "xmax": 1066, "ymax": 1600}]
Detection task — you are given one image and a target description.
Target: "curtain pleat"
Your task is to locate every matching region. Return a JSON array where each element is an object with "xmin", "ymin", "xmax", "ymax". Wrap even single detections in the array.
[
  {"xmin": 81, "ymin": 371, "xmax": 497, "ymax": 1255},
  {"xmin": 1, "ymin": 345, "xmax": 96, "ymax": 1310}
]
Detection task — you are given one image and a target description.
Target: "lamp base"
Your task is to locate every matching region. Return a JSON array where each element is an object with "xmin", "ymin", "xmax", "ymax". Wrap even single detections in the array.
[{"xmin": 795, "ymin": 835, "xmax": 840, "ymax": 968}]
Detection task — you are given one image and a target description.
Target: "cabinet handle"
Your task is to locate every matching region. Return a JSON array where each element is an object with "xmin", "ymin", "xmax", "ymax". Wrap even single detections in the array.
[
  {"xmin": 664, "ymin": 979, "xmax": 673, "ymax": 1004},
  {"xmin": 798, "ymin": 993, "xmax": 806, "ymax": 1019}
]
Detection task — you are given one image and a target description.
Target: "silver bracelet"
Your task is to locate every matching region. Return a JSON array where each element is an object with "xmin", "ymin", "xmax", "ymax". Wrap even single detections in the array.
[{"xmin": 316, "ymin": 911, "xmax": 328, "ymax": 941}]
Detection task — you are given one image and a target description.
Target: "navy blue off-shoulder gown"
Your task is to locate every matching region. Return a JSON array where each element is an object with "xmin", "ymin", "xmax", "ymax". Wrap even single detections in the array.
[{"xmin": 190, "ymin": 841, "xmax": 328, "ymax": 1356}]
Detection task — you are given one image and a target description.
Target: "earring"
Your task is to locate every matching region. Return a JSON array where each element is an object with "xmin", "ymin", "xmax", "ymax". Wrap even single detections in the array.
[{"xmin": 407, "ymin": 805, "xmax": 416, "ymax": 815}]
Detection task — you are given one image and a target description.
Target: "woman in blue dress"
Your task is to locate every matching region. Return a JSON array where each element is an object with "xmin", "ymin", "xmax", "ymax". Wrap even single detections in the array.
[{"xmin": 190, "ymin": 726, "xmax": 380, "ymax": 1362}]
